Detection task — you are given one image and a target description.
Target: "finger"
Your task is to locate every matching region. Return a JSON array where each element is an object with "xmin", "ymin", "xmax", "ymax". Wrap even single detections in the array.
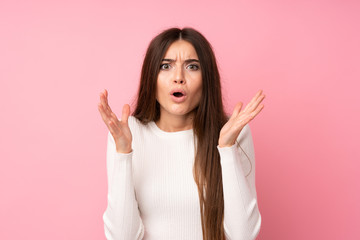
[
  {"xmin": 98, "ymin": 102, "xmax": 108, "ymax": 119},
  {"xmin": 99, "ymin": 92, "xmax": 108, "ymax": 110},
  {"xmin": 244, "ymin": 94, "xmax": 265, "ymax": 112},
  {"xmin": 242, "ymin": 90, "xmax": 262, "ymax": 112},
  {"xmin": 230, "ymin": 102, "xmax": 243, "ymax": 120},
  {"xmin": 99, "ymin": 91, "xmax": 114, "ymax": 117},
  {"xmin": 247, "ymin": 94, "xmax": 265, "ymax": 113},
  {"xmin": 243, "ymin": 90, "xmax": 263, "ymax": 112},
  {"xmin": 104, "ymin": 89, "xmax": 109, "ymax": 105},
  {"xmin": 108, "ymin": 118, "xmax": 121, "ymax": 137},
  {"xmin": 98, "ymin": 96, "xmax": 117, "ymax": 126},
  {"xmin": 98, "ymin": 103, "xmax": 113, "ymax": 127},
  {"xmin": 110, "ymin": 111, "xmax": 121, "ymax": 125},
  {"xmin": 249, "ymin": 104, "xmax": 264, "ymax": 119},
  {"xmin": 99, "ymin": 90, "xmax": 107, "ymax": 106},
  {"xmin": 98, "ymin": 98, "xmax": 111, "ymax": 120},
  {"xmin": 121, "ymin": 104, "xmax": 130, "ymax": 124}
]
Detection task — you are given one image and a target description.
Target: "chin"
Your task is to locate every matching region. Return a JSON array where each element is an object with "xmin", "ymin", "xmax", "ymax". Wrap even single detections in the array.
[
  {"xmin": 171, "ymin": 107, "xmax": 197, "ymax": 117},
  {"xmin": 171, "ymin": 110, "xmax": 189, "ymax": 116}
]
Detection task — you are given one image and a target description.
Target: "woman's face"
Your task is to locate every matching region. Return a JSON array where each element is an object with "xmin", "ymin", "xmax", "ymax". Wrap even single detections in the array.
[{"xmin": 156, "ymin": 40, "xmax": 202, "ymax": 119}]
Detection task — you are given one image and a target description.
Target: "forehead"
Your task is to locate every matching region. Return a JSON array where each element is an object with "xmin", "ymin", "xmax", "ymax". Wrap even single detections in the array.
[{"xmin": 163, "ymin": 40, "xmax": 198, "ymax": 59}]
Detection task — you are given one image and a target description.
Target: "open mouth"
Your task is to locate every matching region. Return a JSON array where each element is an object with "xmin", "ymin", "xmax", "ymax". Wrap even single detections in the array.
[{"xmin": 173, "ymin": 92, "xmax": 184, "ymax": 97}]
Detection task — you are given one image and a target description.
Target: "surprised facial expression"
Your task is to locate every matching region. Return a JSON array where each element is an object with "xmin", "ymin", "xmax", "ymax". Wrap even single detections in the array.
[{"xmin": 156, "ymin": 40, "xmax": 202, "ymax": 119}]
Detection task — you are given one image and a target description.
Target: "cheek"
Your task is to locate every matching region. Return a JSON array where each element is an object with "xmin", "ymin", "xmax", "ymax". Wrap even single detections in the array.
[
  {"xmin": 195, "ymin": 89, "xmax": 202, "ymax": 103},
  {"xmin": 194, "ymin": 79, "xmax": 203, "ymax": 100},
  {"xmin": 156, "ymin": 78, "xmax": 168, "ymax": 101}
]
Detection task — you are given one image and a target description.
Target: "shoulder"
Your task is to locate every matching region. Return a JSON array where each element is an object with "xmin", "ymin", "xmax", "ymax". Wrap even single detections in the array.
[
  {"xmin": 127, "ymin": 115, "xmax": 151, "ymax": 139},
  {"xmin": 127, "ymin": 115, "xmax": 146, "ymax": 131},
  {"xmin": 127, "ymin": 115, "xmax": 139, "ymax": 130}
]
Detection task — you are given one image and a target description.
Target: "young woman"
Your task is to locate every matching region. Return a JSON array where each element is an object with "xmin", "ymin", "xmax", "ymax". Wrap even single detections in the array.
[{"xmin": 98, "ymin": 27, "xmax": 265, "ymax": 240}]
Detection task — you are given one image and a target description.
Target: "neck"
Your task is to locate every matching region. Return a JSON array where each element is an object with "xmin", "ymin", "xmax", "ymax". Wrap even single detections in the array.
[{"xmin": 155, "ymin": 110, "xmax": 196, "ymax": 132}]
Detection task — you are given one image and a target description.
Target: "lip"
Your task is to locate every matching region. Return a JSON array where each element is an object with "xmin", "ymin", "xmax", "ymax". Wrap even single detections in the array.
[
  {"xmin": 170, "ymin": 88, "xmax": 187, "ymax": 103},
  {"xmin": 170, "ymin": 88, "xmax": 187, "ymax": 96}
]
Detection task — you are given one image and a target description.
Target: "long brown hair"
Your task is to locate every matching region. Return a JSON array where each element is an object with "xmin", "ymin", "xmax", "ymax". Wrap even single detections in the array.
[{"xmin": 133, "ymin": 27, "xmax": 228, "ymax": 240}]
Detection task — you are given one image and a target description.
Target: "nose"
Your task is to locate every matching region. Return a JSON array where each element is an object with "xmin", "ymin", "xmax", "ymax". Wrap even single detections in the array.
[
  {"xmin": 174, "ymin": 79, "xmax": 185, "ymax": 84},
  {"xmin": 173, "ymin": 66, "xmax": 186, "ymax": 84}
]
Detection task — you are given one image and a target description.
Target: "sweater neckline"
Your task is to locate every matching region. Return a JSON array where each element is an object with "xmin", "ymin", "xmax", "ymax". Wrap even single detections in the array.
[{"xmin": 148, "ymin": 121, "xmax": 194, "ymax": 138}]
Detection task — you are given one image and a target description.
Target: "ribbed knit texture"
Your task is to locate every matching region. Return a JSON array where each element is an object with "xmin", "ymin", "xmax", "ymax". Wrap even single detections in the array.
[{"xmin": 103, "ymin": 116, "xmax": 261, "ymax": 240}]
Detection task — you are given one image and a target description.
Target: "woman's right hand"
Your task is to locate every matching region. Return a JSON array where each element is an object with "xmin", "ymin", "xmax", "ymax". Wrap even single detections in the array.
[{"xmin": 98, "ymin": 89, "xmax": 132, "ymax": 154}]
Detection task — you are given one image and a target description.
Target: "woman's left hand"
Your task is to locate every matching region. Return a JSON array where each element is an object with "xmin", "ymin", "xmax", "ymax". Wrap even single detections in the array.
[{"xmin": 218, "ymin": 90, "xmax": 265, "ymax": 148}]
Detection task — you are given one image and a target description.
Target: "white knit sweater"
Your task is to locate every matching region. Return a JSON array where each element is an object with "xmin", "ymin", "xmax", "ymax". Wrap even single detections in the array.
[{"xmin": 102, "ymin": 116, "xmax": 261, "ymax": 240}]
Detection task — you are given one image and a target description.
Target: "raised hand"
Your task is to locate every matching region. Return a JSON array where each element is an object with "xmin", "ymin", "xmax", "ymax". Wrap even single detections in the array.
[
  {"xmin": 98, "ymin": 89, "xmax": 132, "ymax": 153},
  {"xmin": 219, "ymin": 90, "xmax": 265, "ymax": 148}
]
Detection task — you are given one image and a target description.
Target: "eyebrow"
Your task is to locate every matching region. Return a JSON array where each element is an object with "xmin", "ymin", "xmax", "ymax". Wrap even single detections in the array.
[{"xmin": 161, "ymin": 58, "xmax": 200, "ymax": 63}]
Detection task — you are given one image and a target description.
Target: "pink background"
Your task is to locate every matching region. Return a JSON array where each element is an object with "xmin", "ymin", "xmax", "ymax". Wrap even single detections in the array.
[{"xmin": 1, "ymin": 0, "xmax": 359, "ymax": 239}]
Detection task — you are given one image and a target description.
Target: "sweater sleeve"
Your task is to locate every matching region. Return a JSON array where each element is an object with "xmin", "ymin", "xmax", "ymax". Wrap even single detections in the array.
[
  {"xmin": 217, "ymin": 124, "xmax": 262, "ymax": 240},
  {"xmin": 103, "ymin": 131, "xmax": 144, "ymax": 240}
]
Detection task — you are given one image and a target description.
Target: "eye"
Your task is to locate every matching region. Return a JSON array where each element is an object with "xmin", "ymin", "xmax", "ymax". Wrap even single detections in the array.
[
  {"xmin": 160, "ymin": 63, "xmax": 171, "ymax": 70},
  {"xmin": 187, "ymin": 64, "xmax": 200, "ymax": 70}
]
